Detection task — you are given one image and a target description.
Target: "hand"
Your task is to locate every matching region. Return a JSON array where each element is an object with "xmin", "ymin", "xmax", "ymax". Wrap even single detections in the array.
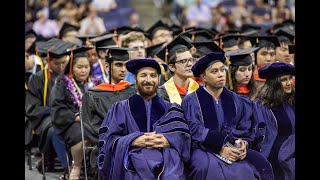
[
  {"xmin": 75, "ymin": 115, "xmax": 80, "ymax": 123},
  {"xmin": 238, "ymin": 139, "xmax": 247, "ymax": 160},
  {"xmin": 220, "ymin": 146, "xmax": 242, "ymax": 162},
  {"xmin": 131, "ymin": 135, "xmax": 147, "ymax": 148},
  {"xmin": 144, "ymin": 132, "xmax": 170, "ymax": 149}
]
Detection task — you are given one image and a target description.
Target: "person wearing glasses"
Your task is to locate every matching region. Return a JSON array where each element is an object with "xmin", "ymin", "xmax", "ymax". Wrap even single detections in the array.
[{"xmin": 156, "ymin": 35, "xmax": 199, "ymax": 105}]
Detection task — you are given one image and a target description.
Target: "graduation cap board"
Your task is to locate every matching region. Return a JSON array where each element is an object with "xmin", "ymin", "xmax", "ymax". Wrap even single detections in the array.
[
  {"xmin": 251, "ymin": 35, "xmax": 281, "ymax": 48},
  {"xmin": 191, "ymin": 41, "xmax": 224, "ymax": 55},
  {"xmin": 156, "ymin": 35, "xmax": 193, "ymax": 64},
  {"xmin": 37, "ymin": 38, "xmax": 75, "ymax": 58},
  {"xmin": 181, "ymin": 30, "xmax": 215, "ymax": 42},
  {"xmin": 146, "ymin": 20, "xmax": 171, "ymax": 39},
  {"xmin": 146, "ymin": 42, "xmax": 165, "ymax": 58},
  {"xmin": 76, "ymin": 34, "xmax": 98, "ymax": 46},
  {"xmin": 273, "ymin": 27, "xmax": 295, "ymax": 43},
  {"xmin": 89, "ymin": 34, "xmax": 117, "ymax": 49},
  {"xmin": 59, "ymin": 22, "xmax": 80, "ymax": 38},
  {"xmin": 225, "ymin": 47, "xmax": 259, "ymax": 66},
  {"xmin": 215, "ymin": 34, "xmax": 242, "ymax": 49},
  {"xmin": 258, "ymin": 62, "xmax": 295, "ymax": 79}
]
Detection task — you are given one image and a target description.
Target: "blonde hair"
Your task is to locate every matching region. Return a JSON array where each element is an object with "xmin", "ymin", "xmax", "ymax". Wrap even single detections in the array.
[{"xmin": 120, "ymin": 31, "xmax": 145, "ymax": 47}]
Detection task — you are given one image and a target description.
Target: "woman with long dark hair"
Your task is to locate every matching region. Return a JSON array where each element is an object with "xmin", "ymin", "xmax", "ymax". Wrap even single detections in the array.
[
  {"xmin": 225, "ymin": 47, "xmax": 259, "ymax": 98},
  {"xmin": 50, "ymin": 46, "xmax": 100, "ymax": 180},
  {"xmin": 251, "ymin": 62, "xmax": 295, "ymax": 180}
]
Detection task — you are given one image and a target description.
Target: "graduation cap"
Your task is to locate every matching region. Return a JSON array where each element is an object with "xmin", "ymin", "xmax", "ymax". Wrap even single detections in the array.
[
  {"xmin": 126, "ymin": 58, "xmax": 162, "ymax": 75},
  {"xmin": 27, "ymin": 36, "xmax": 48, "ymax": 55},
  {"xmin": 258, "ymin": 62, "xmax": 295, "ymax": 80},
  {"xmin": 170, "ymin": 24, "xmax": 183, "ymax": 37},
  {"xmin": 226, "ymin": 47, "xmax": 259, "ymax": 66},
  {"xmin": 192, "ymin": 41, "xmax": 224, "ymax": 56},
  {"xmin": 146, "ymin": 42, "xmax": 165, "ymax": 57},
  {"xmin": 25, "ymin": 29, "xmax": 37, "ymax": 39},
  {"xmin": 191, "ymin": 52, "xmax": 226, "ymax": 77},
  {"xmin": 76, "ymin": 34, "xmax": 98, "ymax": 46},
  {"xmin": 252, "ymin": 35, "xmax": 281, "ymax": 48},
  {"xmin": 215, "ymin": 34, "xmax": 242, "ymax": 48},
  {"xmin": 146, "ymin": 20, "xmax": 171, "ymax": 39},
  {"xmin": 59, "ymin": 22, "xmax": 80, "ymax": 38},
  {"xmin": 181, "ymin": 30, "xmax": 215, "ymax": 42},
  {"xmin": 273, "ymin": 27, "xmax": 295, "ymax": 43},
  {"xmin": 87, "ymin": 46, "xmax": 132, "ymax": 84},
  {"xmin": 64, "ymin": 46, "xmax": 94, "ymax": 77},
  {"xmin": 90, "ymin": 34, "xmax": 117, "ymax": 49},
  {"xmin": 156, "ymin": 35, "xmax": 193, "ymax": 64},
  {"xmin": 281, "ymin": 19, "xmax": 295, "ymax": 30},
  {"xmin": 37, "ymin": 38, "xmax": 75, "ymax": 79},
  {"xmin": 241, "ymin": 24, "xmax": 261, "ymax": 33}
]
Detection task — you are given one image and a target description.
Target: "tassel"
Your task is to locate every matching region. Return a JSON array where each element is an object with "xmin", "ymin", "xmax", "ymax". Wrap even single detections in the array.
[
  {"xmin": 191, "ymin": 31, "xmax": 195, "ymax": 42},
  {"xmin": 69, "ymin": 50, "xmax": 74, "ymax": 78},
  {"xmin": 219, "ymin": 36, "xmax": 223, "ymax": 49},
  {"xmin": 225, "ymin": 56, "xmax": 233, "ymax": 90},
  {"xmin": 113, "ymin": 28, "xmax": 118, "ymax": 44},
  {"xmin": 46, "ymin": 45, "xmax": 56, "ymax": 79},
  {"xmin": 108, "ymin": 51, "xmax": 113, "ymax": 84},
  {"xmin": 165, "ymin": 48, "xmax": 169, "ymax": 65},
  {"xmin": 36, "ymin": 47, "xmax": 44, "ymax": 70}
]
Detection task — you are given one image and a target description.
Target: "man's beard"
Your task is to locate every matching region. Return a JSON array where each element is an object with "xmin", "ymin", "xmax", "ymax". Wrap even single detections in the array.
[{"xmin": 137, "ymin": 81, "xmax": 158, "ymax": 97}]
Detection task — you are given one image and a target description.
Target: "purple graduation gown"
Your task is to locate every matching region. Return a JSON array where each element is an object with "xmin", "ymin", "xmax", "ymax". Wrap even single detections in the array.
[
  {"xmin": 182, "ymin": 86, "xmax": 274, "ymax": 180},
  {"xmin": 252, "ymin": 101, "xmax": 295, "ymax": 180},
  {"xmin": 98, "ymin": 94, "xmax": 191, "ymax": 180}
]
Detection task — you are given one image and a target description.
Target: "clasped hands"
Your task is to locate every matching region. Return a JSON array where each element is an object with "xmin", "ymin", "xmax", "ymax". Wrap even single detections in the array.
[
  {"xmin": 219, "ymin": 138, "xmax": 247, "ymax": 162},
  {"xmin": 132, "ymin": 132, "xmax": 170, "ymax": 149}
]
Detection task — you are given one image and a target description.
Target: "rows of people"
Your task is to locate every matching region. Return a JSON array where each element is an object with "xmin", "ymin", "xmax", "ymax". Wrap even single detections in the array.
[{"xmin": 25, "ymin": 18, "xmax": 295, "ymax": 180}]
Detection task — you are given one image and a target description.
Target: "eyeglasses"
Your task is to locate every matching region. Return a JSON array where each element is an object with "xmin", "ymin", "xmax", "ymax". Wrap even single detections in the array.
[{"xmin": 175, "ymin": 58, "xmax": 196, "ymax": 65}]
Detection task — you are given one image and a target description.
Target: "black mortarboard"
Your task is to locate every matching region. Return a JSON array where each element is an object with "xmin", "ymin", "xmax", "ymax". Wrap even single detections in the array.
[
  {"xmin": 102, "ymin": 47, "xmax": 133, "ymax": 84},
  {"xmin": 239, "ymin": 35, "xmax": 257, "ymax": 47},
  {"xmin": 241, "ymin": 24, "xmax": 261, "ymax": 34},
  {"xmin": 156, "ymin": 35, "xmax": 193, "ymax": 64},
  {"xmin": 90, "ymin": 34, "xmax": 117, "ymax": 50},
  {"xmin": 192, "ymin": 52, "xmax": 226, "ymax": 77},
  {"xmin": 181, "ymin": 30, "xmax": 215, "ymax": 42},
  {"xmin": 252, "ymin": 35, "xmax": 281, "ymax": 48},
  {"xmin": 110, "ymin": 26, "xmax": 147, "ymax": 36},
  {"xmin": 76, "ymin": 34, "xmax": 98, "ymax": 46},
  {"xmin": 27, "ymin": 35, "xmax": 48, "ymax": 55},
  {"xmin": 146, "ymin": 42, "xmax": 165, "ymax": 57},
  {"xmin": 226, "ymin": 47, "xmax": 259, "ymax": 66},
  {"xmin": 192, "ymin": 41, "xmax": 224, "ymax": 55},
  {"xmin": 146, "ymin": 20, "xmax": 171, "ymax": 39},
  {"xmin": 288, "ymin": 44, "xmax": 295, "ymax": 54},
  {"xmin": 25, "ymin": 29, "xmax": 37, "ymax": 39},
  {"xmin": 273, "ymin": 27, "xmax": 295, "ymax": 43},
  {"xmin": 59, "ymin": 22, "xmax": 80, "ymax": 38},
  {"xmin": 170, "ymin": 24, "xmax": 183, "ymax": 37},
  {"xmin": 37, "ymin": 38, "xmax": 75, "ymax": 58},
  {"xmin": 258, "ymin": 62, "xmax": 295, "ymax": 79},
  {"xmin": 216, "ymin": 34, "xmax": 242, "ymax": 48},
  {"xmin": 281, "ymin": 19, "xmax": 295, "ymax": 30},
  {"xmin": 66, "ymin": 46, "xmax": 94, "ymax": 58},
  {"xmin": 126, "ymin": 58, "xmax": 162, "ymax": 75}
]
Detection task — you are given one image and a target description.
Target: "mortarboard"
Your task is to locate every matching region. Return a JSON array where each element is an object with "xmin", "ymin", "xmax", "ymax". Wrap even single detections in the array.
[
  {"xmin": 146, "ymin": 20, "xmax": 171, "ymax": 39},
  {"xmin": 126, "ymin": 58, "xmax": 162, "ymax": 75},
  {"xmin": 273, "ymin": 27, "xmax": 295, "ymax": 43},
  {"xmin": 146, "ymin": 42, "xmax": 165, "ymax": 57},
  {"xmin": 170, "ymin": 24, "xmax": 183, "ymax": 37},
  {"xmin": 156, "ymin": 35, "xmax": 193, "ymax": 64},
  {"xmin": 27, "ymin": 35, "xmax": 48, "ymax": 55},
  {"xmin": 191, "ymin": 52, "xmax": 226, "ymax": 77},
  {"xmin": 192, "ymin": 40, "xmax": 224, "ymax": 55},
  {"xmin": 281, "ymin": 19, "xmax": 295, "ymax": 30},
  {"xmin": 90, "ymin": 34, "xmax": 117, "ymax": 49},
  {"xmin": 59, "ymin": 22, "xmax": 80, "ymax": 38},
  {"xmin": 181, "ymin": 30, "xmax": 215, "ymax": 42},
  {"xmin": 76, "ymin": 34, "xmax": 98, "ymax": 46},
  {"xmin": 101, "ymin": 47, "xmax": 133, "ymax": 84},
  {"xmin": 252, "ymin": 35, "xmax": 281, "ymax": 48},
  {"xmin": 258, "ymin": 62, "xmax": 295, "ymax": 79},
  {"xmin": 226, "ymin": 47, "xmax": 259, "ymax": 66},
  {"xmin": 241, "ymin": 24, "xmax": 261, "ymax": 33},
  {"xmin": 215, "ymin": 34, "xmax": 242, "ymax": 48}
]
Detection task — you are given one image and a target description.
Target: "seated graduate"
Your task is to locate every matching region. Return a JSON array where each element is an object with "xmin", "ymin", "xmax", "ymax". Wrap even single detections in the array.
[
  {"xmin": 81, "ymin": 47, "xmax": 137, "ymax": 145},
  {"xmin": 181, "ymin": 52, "xmax": 274, "ymax": 180},
  {"xmin": 50, "ymin": 46, "xmax": 101, "ymax": 180},
  {"xmin": 251, "ymin": 62, "xmax": 295, "ymax": 180},
  {"xmin": 97, "ymin": 59, "xmax": 191, "ymax": 180}
]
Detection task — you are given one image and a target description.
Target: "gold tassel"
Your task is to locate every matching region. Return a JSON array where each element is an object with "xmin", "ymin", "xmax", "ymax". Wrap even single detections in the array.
[
  {"xmin": 191, "ymin": 31, "xmax": 195, "ymax": 42},
  {"xmin": 225, "ymin": 56, "xmax": 233, "ymax": 90},
  {"xmin": 69, "ymin": 50, "xmax": 74, "ymax": 78},
  {"xmin": 219, "ymin": 36, "xmax": 223, "ymax": 49},
  {"xmin": 165, "ymin": 48, "xmax": 169, "ymax": 65}
]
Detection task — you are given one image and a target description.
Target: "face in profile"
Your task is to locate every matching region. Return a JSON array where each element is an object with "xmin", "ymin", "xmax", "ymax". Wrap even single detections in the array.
[{"xmin": 135, "ymin": 67, "xmax": 160, "ymax": 97}]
